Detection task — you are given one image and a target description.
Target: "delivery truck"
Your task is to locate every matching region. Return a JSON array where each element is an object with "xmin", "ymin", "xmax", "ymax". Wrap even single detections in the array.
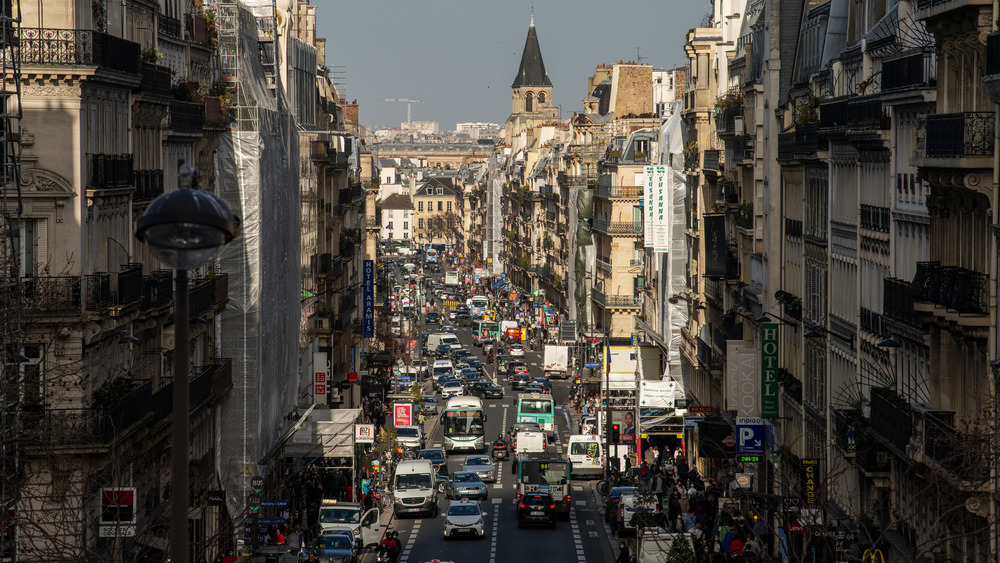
[{"xmin": 543, "ymin": 344, "xmax": 569, "ymax": 379}]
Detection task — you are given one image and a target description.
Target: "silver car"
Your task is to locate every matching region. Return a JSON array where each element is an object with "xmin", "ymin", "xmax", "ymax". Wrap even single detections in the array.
[
  {"xmin": 443, "ymin": 471, "xmax": 489, "ymax": 500},
  {"xmin": 461, "ymin": 455, "xmax": 496, "ymax": 483}
]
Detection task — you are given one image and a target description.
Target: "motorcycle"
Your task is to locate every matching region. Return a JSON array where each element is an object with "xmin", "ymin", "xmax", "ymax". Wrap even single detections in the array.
[
  {"xmin": 492, "ymin": 440, "xmax": 509, "ymax": 460},
  {"xmin": 372, "ymin": 487, "xmax": 391, "ymax": 509}
]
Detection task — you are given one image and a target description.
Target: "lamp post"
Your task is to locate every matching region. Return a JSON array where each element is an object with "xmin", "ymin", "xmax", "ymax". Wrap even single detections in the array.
[{"xmin": 135, "ymin": 162, "xmax": 240, "ymax": 563}]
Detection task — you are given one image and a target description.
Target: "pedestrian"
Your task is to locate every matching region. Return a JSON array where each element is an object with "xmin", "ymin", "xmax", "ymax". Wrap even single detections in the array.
[{"xmin": 615, "ymin": 541, "xmax": 630, "ymax": 563}]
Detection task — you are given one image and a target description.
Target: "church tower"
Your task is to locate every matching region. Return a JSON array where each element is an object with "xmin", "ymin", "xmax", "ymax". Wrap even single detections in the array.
[{"xmin": 510, "ymin": 13, "xmax": 557, "ymax": 118}]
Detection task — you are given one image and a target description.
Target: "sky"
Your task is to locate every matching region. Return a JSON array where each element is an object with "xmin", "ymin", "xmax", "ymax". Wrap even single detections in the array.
[{"xmin": 315, "ymin": 0, "xmax": 709, "ymax": 131}]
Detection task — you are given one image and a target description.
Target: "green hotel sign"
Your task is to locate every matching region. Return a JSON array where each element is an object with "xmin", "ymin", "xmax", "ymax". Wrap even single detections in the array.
[{"xmin": 761, "ymin": 323, "xmax": 779, "ymax": 418}]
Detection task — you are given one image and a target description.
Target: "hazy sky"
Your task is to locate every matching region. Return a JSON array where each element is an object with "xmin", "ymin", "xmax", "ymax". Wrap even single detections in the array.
[{"xmin": 315, "ymin": 0, "xmax": 708, "ymax": 131}]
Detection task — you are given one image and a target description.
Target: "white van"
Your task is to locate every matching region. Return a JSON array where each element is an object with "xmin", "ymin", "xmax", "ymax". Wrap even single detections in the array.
[
  {"xmin": 426, "ymin": 333, "xmax": 460, "ymax": 350},
  {"xmin": 317, "ymin": 500, "xmax": 381, "ymax": 547},
  {"xmin": 392, "ymin": 459, "xmax": 438, "ymax": 518},
  {"xmin": 513, "ymin": 430, "xmax": 547, "ymax": 455},
  {"xmin": 432, "ymin": 360, "xmax": 455, "ymax": 378},
  {"xmin": 567, "ymin": 434, "xmax": 603, "ymax": 478}
]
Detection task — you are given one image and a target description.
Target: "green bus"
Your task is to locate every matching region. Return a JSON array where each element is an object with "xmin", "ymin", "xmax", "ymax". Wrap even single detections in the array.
[
  {"xmin": 514, "ymin": 452, "xmax": 571, "ymax": 517},
  {"xmin": 442, "ymin": 396, "xmax": 486, "ymax": 454},
  {"xmin": 473, "ymin": 320, "xmax": 499, "ymax": 346},
  {"xmin": 516, "ymin": 392, "xmax": 555, "ymax": 436}
]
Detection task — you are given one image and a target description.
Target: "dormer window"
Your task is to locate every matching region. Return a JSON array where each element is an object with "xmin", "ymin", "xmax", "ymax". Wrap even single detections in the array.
[{"xmin": 437, "ymin": 188, "xmax": 443, "ymax": 195}]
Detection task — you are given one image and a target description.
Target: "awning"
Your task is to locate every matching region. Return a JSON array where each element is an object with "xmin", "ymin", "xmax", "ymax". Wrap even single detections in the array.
[{"xmin": 634, "ymin": 316, "xmax": 668, "ymax": 351}]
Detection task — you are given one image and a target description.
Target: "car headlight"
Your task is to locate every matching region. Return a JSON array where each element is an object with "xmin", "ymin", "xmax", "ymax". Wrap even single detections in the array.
[{"xmin": 426, "ymin": 494, "xmax": 436, "ymax": 503}]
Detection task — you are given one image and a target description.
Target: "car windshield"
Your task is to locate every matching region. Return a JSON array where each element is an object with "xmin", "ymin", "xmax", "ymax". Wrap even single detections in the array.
[
  {"xmin": 453, "ymin": 472, "xmax": 480, "ymax": 483},
  {"xmin": 465, "ymin": 457, "xmax": 490, "ymax": 466},
  {"xmin": 322, "ymin": 536, "xmax": 352, "ymax": 550},
  {"xmin": 396, "ymin": 428, "xmax": 419, "ymax": 437},
  {"xmin": 419, "ymin": 450, "xmax": 444, "ymax": 461},
  {"xmin": 571, "ymin": 442, "xmax": 600, "ymax": 456},
  {"xmin": 319, "ymin": 508, "xmax": 360, "ymax": 524},
  {"xmin": 396, "ymin": 474, "xmax": 432, "ymax": 490},
  {"xmin": 449, "ymin": 505, "xmax": 480, "ymax": 516}
]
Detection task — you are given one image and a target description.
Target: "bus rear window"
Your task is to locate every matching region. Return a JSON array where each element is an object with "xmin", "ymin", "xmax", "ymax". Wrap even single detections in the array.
[{"xmin": 520, "ymin": 400, "xmax": 553, "ymax": 414}]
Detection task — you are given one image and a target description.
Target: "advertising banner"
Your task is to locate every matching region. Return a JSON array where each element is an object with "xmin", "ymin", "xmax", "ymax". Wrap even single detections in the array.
[
  {"xmin": 394, "ymin": 403, "xmax": 413, "ymax": 427},
  {"xmin": 703, "ymin": 213, "xmax": 727, "ymax": 277},
  {"xmin": 363, "ymin": 259, "xmax": 375, "ymax": 338},
  {"xmin": 761, "ymin": 323, "xmax": 779, "ymax": 418},
  {"xmin": 642, "ymin": 168, "xmax": 653, "ymax": 248},
  {"xmin": 355, "ymin": 424, "xmax": 375, "ymax": 444},
  {"xmin": 313, "ymin": 351, "xmax": 328, "ymax": 403},
  {"xmin": 638, "ymin": 379, "xmax": 677, "ymax": 408},
  {"xmin": 736, "ymin": 346, "xmax": 759, "ymax": 417},
  {"xmin": 725, "ymin": 341, "xmax": 743, "ymax": 411}
]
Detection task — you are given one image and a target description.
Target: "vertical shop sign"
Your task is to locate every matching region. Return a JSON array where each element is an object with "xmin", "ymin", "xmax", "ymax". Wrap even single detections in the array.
[
  {"xmin": 761, "ymin": 323, "xmax": 779, "ymax": 418},
  {"xmin": 363, "ymin": 259, "xmax": 375, "ymax": 338}
]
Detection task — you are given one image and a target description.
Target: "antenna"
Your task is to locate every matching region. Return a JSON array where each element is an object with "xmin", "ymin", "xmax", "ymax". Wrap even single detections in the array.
[{"xmin": 636, "ymin": 48, "xmax": 647, "ymax": 63}]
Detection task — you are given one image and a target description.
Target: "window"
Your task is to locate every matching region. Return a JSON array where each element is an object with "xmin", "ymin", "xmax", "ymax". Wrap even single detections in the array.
[
  {"xmin": 403, "ymin": 210, "xmax": 409, "ymax": 217},
  {"xmin": 418, "ymin": 218, "xmax": 424, "ymax": 229},
  {"xmin": 525, "ymin": 92, "xmax": 533, "ymax": 112},
  {"xmin": 447, "ymin": 201, "xmax": 452, "ymax": 212},
  {"xmin": 538, "ymin": 92, "xmax": 546, "ymax": 104},
  {"xmin": 388, "ymin": 210, "xmax": 394, "ymax": 218},
  {"xmin": 437, "ymin": 187, "xmax": 443, "ymax": 195},
  {"xmin": 403, "ymin": 222, "xmax": 408, "ymax": 230},
  {"xmin": 437, "ymin": 201, "xmax": 443, "ymax": 212},
  {"xmin": 418, "ymin": 202, "xmax": 424, "ymax": 212}
]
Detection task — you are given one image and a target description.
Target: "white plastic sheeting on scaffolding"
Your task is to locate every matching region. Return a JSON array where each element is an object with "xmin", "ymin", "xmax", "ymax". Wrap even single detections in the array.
[
  {"xmin": 657, "ymin": 102, "xmax": 688, "ymax": 379},
  {"xmin": 213, "ymin": 0, "xmax": 301, "ymax": 520}
]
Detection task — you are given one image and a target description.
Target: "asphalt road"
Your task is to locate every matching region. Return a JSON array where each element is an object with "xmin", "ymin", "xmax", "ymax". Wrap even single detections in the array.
[{"xmin": 371, "ymin": 301, "xmax": 615, "ymax": 563}]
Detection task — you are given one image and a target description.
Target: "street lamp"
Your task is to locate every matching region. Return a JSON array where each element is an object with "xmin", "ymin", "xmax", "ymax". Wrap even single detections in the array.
[{"xmin": 135, "ymin": 162, "xmax": 240, "ymax": 563}]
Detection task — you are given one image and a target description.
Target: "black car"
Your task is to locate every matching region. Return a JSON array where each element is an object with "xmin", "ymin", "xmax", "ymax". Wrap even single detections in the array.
[
  {"xmin": 418, "ymin": 448, "xmax": 448, "ymax": 474},
  {"xmin": 511, "ymin": 373, "xmax": 531, "ymax": 390},
  {"xmin": 469, "ymin": 381, "xmax": 504, "ymax": 400},
  {"xmin": 426, "ymin": 312, "xmax": 441, "ymax": 324},
  {"xmin": 434, "ymin": 344, "xmax": 452, "ymax": 357},
  {"xmin": 517, "ymin": 493, "xmax": 557, "ymax": 528}
]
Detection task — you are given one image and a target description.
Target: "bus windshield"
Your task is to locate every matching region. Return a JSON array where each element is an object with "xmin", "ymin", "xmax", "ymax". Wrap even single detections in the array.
[
  {"xmin": 519, "ymin": 399, "xmax": 553, "ymax": 414},
  {"xmin": 443, "ymin": 410, "xmax": 484, "ymax": 436},
  {"xmin": 520, "ymin": 461, "xmax": 568, "ymax": 485}
]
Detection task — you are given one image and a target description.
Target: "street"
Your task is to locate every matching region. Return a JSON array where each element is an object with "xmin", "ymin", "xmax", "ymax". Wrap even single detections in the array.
[{"xmin": 374, "ymin": 305, "xmax": 616, "ymax": 563}]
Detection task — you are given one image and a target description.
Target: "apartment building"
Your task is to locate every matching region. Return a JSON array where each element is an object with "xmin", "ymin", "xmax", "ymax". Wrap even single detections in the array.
[
  {"xmin": 412, "ymin": 176, "xmax": 462, "ymax": 245},
  {"xmin": 379, "ymin": 194, "xmax": 414, "ymax": 241}
]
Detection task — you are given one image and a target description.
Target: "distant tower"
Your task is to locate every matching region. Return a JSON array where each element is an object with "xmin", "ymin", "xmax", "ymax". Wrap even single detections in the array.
[{"xmin": 511, "ymin": 13, "xmax": 554, "ymax": 116}]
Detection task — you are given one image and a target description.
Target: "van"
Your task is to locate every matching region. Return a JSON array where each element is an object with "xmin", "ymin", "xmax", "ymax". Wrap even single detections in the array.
[
  {"xmin": 432, "ymin": 360, "xmax": 454, "ymax": 377},
  {"xmin": 567, "ymin": 434, "xmax": 603, "ymax": 478},
  {"xmin": 426, "ymin": 333, "xmax": 460, "ymax": 350},
  {"xmin": 513, "ymin": 430, "xmax": 547, "ymax": 455},
  {"xmin": 392, "ymin": 459, "xmax": 438, "ymax": 518}
]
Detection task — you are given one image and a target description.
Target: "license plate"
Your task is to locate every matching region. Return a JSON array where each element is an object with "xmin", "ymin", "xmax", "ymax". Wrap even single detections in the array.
[
  {"xmin": 538, "ymin": 485, "xmax": 550, "ymax": 490},
  {"xmin": 530, "ymin": 511, "xmax": 545, "ymax": 516}
]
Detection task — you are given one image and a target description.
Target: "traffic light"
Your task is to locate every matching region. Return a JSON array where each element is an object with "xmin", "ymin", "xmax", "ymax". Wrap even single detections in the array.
[{"xmin": 611, "ymin": 424, "xmax": 620, "ymax": 444}]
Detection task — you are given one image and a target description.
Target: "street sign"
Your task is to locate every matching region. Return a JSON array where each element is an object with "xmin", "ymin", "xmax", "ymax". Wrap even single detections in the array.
[
  {"xmin": 258, "ymin": 518, "xmax": 285, "ymax": 526},
  {"xmin": 583, "ymin": 362, "xmax": 600, "ymax": 368},
  {"xmin": 722, "ymin": 434, "xmax": 737, "ymax": 448},
  {"xmin": 738, "ymin": 454, "xmax": 762, "ymax": 463},
  {"xmin": 261, "ymin": 500, "xmax": 288, "ymax": 508},
  {"xmin": 683, "ymin": 416, "xmax": 703, "ymax": 429},
  {"xmin": 736, "ymin": 416, "xmax": 764, "ymax": 454},
  {"xmin": 247, "ymin": 494, "xmax": 261, "ymax": 512},
  {"xmin": 500, "ymin": 273, "xmax": 506, "ymax": 280},
  {"xmin": 250, "ymin": 476, "xmax": 264, "ymax": 493}
]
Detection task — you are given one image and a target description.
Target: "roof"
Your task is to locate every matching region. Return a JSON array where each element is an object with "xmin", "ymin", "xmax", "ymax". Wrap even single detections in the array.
[
  {"xmin": 512, "ymin": 18, "xmax": 552, "ymax": 88},
  {"xmin": 379, "ymin": 158, "xmax": 397, "ymax": 168},
  {"xmin": 414, "ymin": 176, "xmax": 459, "ymax": 197},
  {"xmin": 380, "ymin": 193, "xmax": 413, "ymax": 210}
]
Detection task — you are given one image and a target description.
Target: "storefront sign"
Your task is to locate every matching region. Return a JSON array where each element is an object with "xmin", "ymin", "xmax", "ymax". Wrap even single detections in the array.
[
  {"xmin": 363, "ymin": 259, "xmax": 375, "ymax": 337},
  {"xmin": 802, "ymin": 458, "xmax": 819, "ymax": 505},
  {"xmin": 313, "ymin": 351, "xmax": 328, "ymax": 403},
  {"xmin": 355, "ymin": 424, "xmax": 375, "ymax": 443},
  {"xmin": 703, "ymin": 213, "xmax": 728, "ymax": 277},
  {"xmin": 761, "ymin": 323, "xmax": 779, "ymax": 419}
]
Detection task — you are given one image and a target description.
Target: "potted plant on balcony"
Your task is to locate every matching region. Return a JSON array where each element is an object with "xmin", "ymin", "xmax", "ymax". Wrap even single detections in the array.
[{"xmin": 141, "ymin": 46, "xmax": 163, "ymax": 64}]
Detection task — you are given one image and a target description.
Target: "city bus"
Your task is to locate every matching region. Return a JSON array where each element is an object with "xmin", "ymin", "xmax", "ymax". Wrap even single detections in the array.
[
  {"xmin": 514, "ymin": 452, "xmax": 571, "ymax": 517},
  {"xmin": 442, "ymin": 396, "xmax": 486, "ymax": 454},
  {"xmin": 516, "ymin": 393, "xmax": 555, "ymax": 437},
  {"xmin": 469, "ymin": 296, "xmax": 490, "ymax": 318},
  {"xmin": 473, "ymin": 320, "xmax": 499, "ymax": 347}
]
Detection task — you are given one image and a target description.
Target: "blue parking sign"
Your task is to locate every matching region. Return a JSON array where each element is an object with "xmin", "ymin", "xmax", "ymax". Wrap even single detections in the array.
[{"xmin": 736, "ymin": 416, "xmax": 764, "ymax": 454}]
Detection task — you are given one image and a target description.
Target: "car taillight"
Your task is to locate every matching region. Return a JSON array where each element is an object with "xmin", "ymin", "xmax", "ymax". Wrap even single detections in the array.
[
  {"xmin": 516, "ymin": 493, "xmax": 522, "ymax": 499},
  {"xmin": 519, "ymin": 504, "xmax": 525, "ymax": 509},
  {"xmin": 549, "ymin": 504, "xmax": 556, "ymax": 509},
  {"xmin": 564, "ymin": 495, "xmax": 571, "ymax": 504}
]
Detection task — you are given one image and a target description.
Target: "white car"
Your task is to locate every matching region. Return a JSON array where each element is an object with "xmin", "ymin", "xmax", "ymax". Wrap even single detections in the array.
[
  {"xmin": 509, "ymin": 344, "xmax": 525, "ymax": 358},
  {"xmin": 461, "ymin": 455, "xmax": 496, "ymax": 483},
  {"xmin": 443, "ymin": 500, "xmax": 486, "ymax": 539},
  {"xmin": 441, "ymin": 380, "xmax": 465, "ymax": 397}
]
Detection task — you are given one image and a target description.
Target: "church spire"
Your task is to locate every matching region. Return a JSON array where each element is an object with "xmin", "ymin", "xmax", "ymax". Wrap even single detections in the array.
[{"xmin": 511, "ymin": 14, "xmax": 551, "ymax": 88}]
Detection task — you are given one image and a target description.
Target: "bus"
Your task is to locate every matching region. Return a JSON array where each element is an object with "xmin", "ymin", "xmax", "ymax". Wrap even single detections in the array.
[
  {"xmin": 473, "ymin": 320, "xmax": 499, "ymax": 347},
  {"xmin": 514, "ymin": 452, "xmax": 571, "ymax": 517},
  {"xmin": 516, "ymin": 393, "xmax": 555, "ymax": 437},
  {"xmin": 442, "ymin": 396, "xmax": 486, "ymax": 454},
  {"xmin": 469, "ymin": 296, "xmax": 490, "ymax": 318}
]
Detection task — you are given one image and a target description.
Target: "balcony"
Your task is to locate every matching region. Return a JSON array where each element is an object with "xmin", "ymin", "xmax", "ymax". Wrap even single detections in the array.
[
  {"xmin": 870, "ymin": 387, "xmax": 912, "ymax": 451},
  {"xmin": 859, "ymin": 306, "xmax": 887, "ymax": 339},
  {"xmin": 684, "ymin": 152, "xmax": 699, "ymax": 172},
  {"xmin": 591, "ymin": 288, "xmax": 641, "ymax": 308},
  {"xmin": 133, "ymin": 169, "xmax": 164, "ymax": 203},
  {"xmin": 90, "ymin": 154, "xmax": 135, "ymax": 190},
  {"xmin": 205, "ymin": 96, "xmax": 226, "ymax": 124},
  {"xmin": 212, "ymin": 273, "xmax": 229, "ymax": 306},
  {"xmin": 924, "ymin": 112, "xmax": 995, "ymax": 158},
  {"xmin": 169, "ymin": 100, "xmax": 206, "ymax": 132},
  {"xmin": 733, "ymin": 135, "xmax": 754, "ymax": 161},
  {"xmin": 159, "ymin": 15, "xmax": 181, "ymax": 39},
  {"xmin": 716, "ymin": 106, "xmax": 740, "ymax": 135},
  {"xmin": 153, "ymin": 358, "xmax": 233, "ymax": 419},
  {"xmin": 85, "ymin": 273, "xmax": 111, "ymax": 311},
  {"xmin": 833, "ymin": 409, "xmax": 861, "ymax": 454},
  {"xmin": 910, "ymin": 261, "xmax": 988, "ymax": 315},
  {"xmin": 882, "ymin": 49, "xmax": 935, "ymax": 91},
  {"xmin": 186, "ymin": 13, "xmax": 216, "ymax": 47},
  {"xmin": 113, "ymin": 264, "xmax": 143, "ymax": 309},
  {"xmin": 860, "ymin": 204, "xmax": 890, "ymax": 233},
  {"xmin": 847, "ymin": 95, "xmax": 887, "ymax": 130},
  {"xmin": 139, "ymin": 62, "xmax": 172, "ymax": 97},
  {"xmin": 17, "ymin": 28, "xmax": 140, "ymax": 74},
  {"xmin": 784, "ymin": 218, "xmax": 802, "ymax": 238},
  {"xmin": 142, "ymin": 270, "xmax": 173, "ymax": 310},
  {"xmin": 922, "ymin": 411, "xmax": 988, "ymax": 482},
  {"xmin": 189, "ymin": 278, "xmax": 215, "ymax": 318},
  {"xmin": 777, "ymin": 132, "xmax": 796, "ymax": 161},
  {"xmin": 20, "ymin": 276, "xmax": 81, "ymax": 312},
  {"xmin": 592, "ymin": 219, "xmax": 643, "ymax": 235},
  {"xmin": 25, "ymin": 408, "xmax": 110, "ymax": 447},
  {"xmin": 819, "ymin": 97, "xmax": 850, "ymax": 130},
  {"xmin": 795, "ymin": 123, "xmax": 821, "ymax": 154},
  {"xmin": 596, "ymin": 256, "xmax": 612, "ymax": 273},
  {"xmin": 596, "ymin": 184, "xmax": 643, "ymax": 199},
  {"xmin": 883, "ymin": 277, "xmax": 921, "ymax": 329}
]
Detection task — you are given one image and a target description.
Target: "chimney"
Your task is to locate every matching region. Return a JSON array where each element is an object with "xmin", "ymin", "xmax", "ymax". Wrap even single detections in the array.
[
  {"xmin": 409, "ymin": 176, "xmax": 416, "ymax": 198},
  {"xmin": 344, "ymin": 100, "xmax": 359, "ymax": 127}
]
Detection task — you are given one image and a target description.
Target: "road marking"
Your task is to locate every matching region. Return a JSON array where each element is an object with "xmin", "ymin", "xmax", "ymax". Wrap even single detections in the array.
[
  {"xmin": 491, "ymin": 497, "xmax": 502, "ymax": 504},
  {"xmin": 575, "ymin": 500, "xmax": 587, "ymax": 506}
]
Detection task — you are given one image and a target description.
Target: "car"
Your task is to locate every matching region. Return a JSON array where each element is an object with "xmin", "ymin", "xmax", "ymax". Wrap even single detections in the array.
[
  {"xmin": 441, "ymin": 379, "xmax": 465, "ymax": 397},
  {"xmin": 395, "ymin": 426, "xmax": 424, "ymax": 451},
  {"xmin": 466, "ymin": 357, "xmax": 483, "ymax": 371},
  {"xmin": 440, "ymin": 324, "xmax": 457, "ymax": 334},
  {"xmin": 469, "ymin": 381, "xmax": 503, "ymax": 400},
  {"xmin": 451, "ymin": 349, "xmax": 472, "ymax": 362},
  {"xmin": 531, "ymin": 377, "xmax": 553, "ymax": 394},
  {"xmin": 604, "ymin": 487, "xmax": 636, "ymax": 523},
  {"xmin": 434, "ymin": 344, "xmax": 453, "ymax": 358},
  {"xmin": 461, "ymin": 455, "xmax": 496, "ymax": 483},
  {"xmin": 511, "ymin": 373, "xmax": 531, "ymax": 390},
  {"xmin": 482, "ymin": 341, "xmax": 495, "ymax": 355},
  {"xmin": 426, "ymin": 312, "xmax": 441, "ymax": 324},
  {"xmin": 443, "ymin": 499, "xmax": 486, "ymax": 540},
  {"xmin": 417, "ymin": 448, "xmax": 448, "ymax": 474},
  {"xmin": 460, "ymin": 367, "xmax": 480, "ymax": 380},
  {"xmin": 434, "ymin": 374, "xmax": 457, "ymax": 392},
  {"xmin": 421, "ymin": 395, "xmax": 439, "ymax": 415},
  {"xmin": 525, "ymin": 382, "xmax": 546, "ymax": 394},
  {"xmin": 442, "ymin": 471, "xmax": 489, "ymax": 500},
  {"xmin": 517, "ymin": 492, "xmax": 557, "ymax": 529},
  {"xmin": 313, "ymin": 531, "xmax": 358, "ymax": 561},
  {"xmin": 509, "ymin": 344, "xmax": 526, "ymax": 357},
  {"xmin": 496, "ymin": 355, "xmax": 513, "ymax": 372}
]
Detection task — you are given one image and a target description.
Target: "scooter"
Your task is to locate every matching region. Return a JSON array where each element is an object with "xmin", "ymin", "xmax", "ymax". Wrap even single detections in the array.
[{"xmin": 492, "ymin": 440, "xmax": 509, "ymax": 460}]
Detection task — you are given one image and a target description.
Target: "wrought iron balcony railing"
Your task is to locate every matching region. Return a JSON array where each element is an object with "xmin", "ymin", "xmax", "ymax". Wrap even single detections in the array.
[
  {"xmin": 882, "ymin": 49, "xmax": 935, "ymax": 91},
  {"xmin": 189, "ymin": 278, "xmax": 215, "ymax": 317},
  {"xmin": 169, "ymin": 100, "xmax": 206, "ymax": 132},
  {"xmin": 158, "ymin": 15, "xmax": 181, "ymax": 39},
  {"xmin": 883, "ymin": 277, "xmax": 921, "ymax": 328},
  {"xmin": 85, "ymin": 272, "xmax": 112, "ymax": 310},
  {"xmin": 115, "ymin": 263, "xmax": 143, "ymax": 307},
  {"xmin": 702, "ymin": 150, "xmax": 721, "ymax": 172},
  {"xmin": 142, "ymin": 270, "xmax": 173, "ymax": 310},
  {"xmin": 90, "ymin": 154, "xmax": 135, "ymax": 190},
  {"xmin": 860, "ymin": 204, "xmax": 890, "ymax": 233},
  {"xmin": 133, "ymin": 169, "xmax": 165, "ymax": 203},
  {"xmin": 925, "ymin": 112, "xmax": 995, "ymax": 157},
  {"xmin": 591, "ymin": 288, "xmax": 641, "ymax": 307},
  {"xmin": 922, "ymin": 410, "xmax": 988, "ymax": 481},
  {"xmin": 213, "ymin": 273, "xmax": 229, "ymax": 306},
  {"xmin": 20, "ymin": 276, "xmax": 81, "ymax": 312},
  {"xmin": 910, "ymin": 261, "xmax": 988, "ymax": 314},
  {"xmin": 859, "ymin": 306, "xmax": 887, "ymax": 339},
  {"xmin": 592, "ymin": 219, "xmax": 643, "ymax": 235},
  {"xmin": 819, "ymin": 97, "xmax": 850, "ymax": 130},
  {"xmin": 784, "ymin": 218, "xmax": 802, "ymax": 238},
  {"xmin": 140, "ymin": 62, "xmax": 172, "ymax": 97},
  {"xmin": 153, "ymin": 358, "xmax": 233, "ymax": 419},
  {"xmin": 17, "ymin": 28, "xmax": 140, "ymax": 74}
]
